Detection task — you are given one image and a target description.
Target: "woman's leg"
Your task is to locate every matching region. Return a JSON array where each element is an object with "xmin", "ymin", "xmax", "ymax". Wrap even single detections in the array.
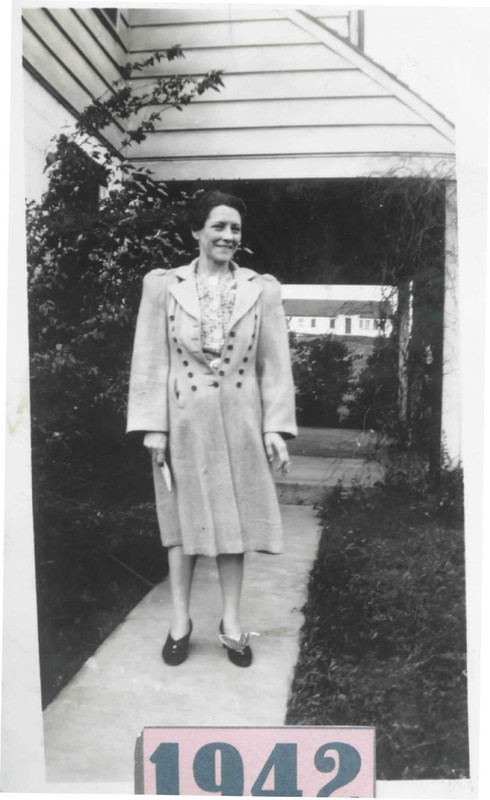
[
  {"xmin": 216, "ymin": 553, "xmax": 245, "ymax": 637},
  {"xmin": 167, "ymin": 545, "xmax": 197, "ymax": 639}
]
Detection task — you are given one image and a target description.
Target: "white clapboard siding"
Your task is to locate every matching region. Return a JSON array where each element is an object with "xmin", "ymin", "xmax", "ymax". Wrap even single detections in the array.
[
  {"xmin": 130, "ymin": 18, "xmax": 317, "ymax": 51},
  {"xmin": 23, "ymin": 24, "xmax": 92, "ymax": 111},
  {"xmin": 128, "ymin": 44, "xmax": 351, "ymax": 77},
  {"xmin": 125, "ymin": 125, "xmax": 455, "ymax": 160},
  {"xmin": 127, "ymin": 7, "xmax": 289, "ymax": 25},
  {"xmin": 22, "ymin": 10, "xmax": 114, "ymax": 102},
  {"xmin": 70, "ymin": 8, "xmax": 126, "ymax": 63},
  {"xmin": 117, "ymin": 11, "xmax": 130, "ymax": 51},
  {"xmin": 23, "ymin": 25, "xmax": 122, "ymax": 151},
  {"xmin": 140, "ymin": 154, "xmax": 456, "ymax": 182},
  {"xmin": 43, "ymin": 8, "xmax": 122, "ymax": 87},
  {"xmin": 131, "ymin": 96, "xmax": 426, "ymax": 131},
  {"xmin": 131, "ymin": 70, "xmax": 390, "ymax": 102},
  {"xmin": 127, "ymin": 6, "xmax": 351, "ymax": 25}
]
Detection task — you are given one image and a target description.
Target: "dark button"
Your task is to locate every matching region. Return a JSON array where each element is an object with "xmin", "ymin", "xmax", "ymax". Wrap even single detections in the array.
[
  {"xmin": 243, "ymin": 357, "xmax": 249, "ymax": 363},
  {"xmin": 183, "ymin": 360, "xmax": 189, "ymax": 366},
  {"xmin": 224, "ymin": 358, "xmax": 231, "ymax": 364},
  {"xmin": 191, "ymin": 385, "xmax": 197, "ymax": 391},
  {"xmin": 173, "ymin": 337, "xmax": 177, "ymax": 343},
  {"xmin": 170, "ymin": 315, "xmax": 175, "ymax": 321},
  {"xmin": 229, "ymin": 331, "xmax": 236, "ymax": 337},
  {"xmin": 219, "ymin": 370, "xmax": 225, "ymax": 377},
  {"xmin": 227, "ymin": 345, "xmax": 234, "ymax": 351},
  {"xmin": 236, "ymin": 382, "xmax": 242, "ymax": 388},
  {"xmin": 188, "ymin": 372, "xmax": 194, "ymax": 378},
  {"xmin": 211, "ymin": 381, "xmax": 219, "ymax": 388},
  {"xmin": 239, "ymin": 369, "xmax": 244, "ymax": 375},
  {"xmin": 177, "ymin": 348, "xmax": 182, "ymax": 354},
  {"xmin": 248, "ymin": 345, "xmax": 253, "ymax": 351}
]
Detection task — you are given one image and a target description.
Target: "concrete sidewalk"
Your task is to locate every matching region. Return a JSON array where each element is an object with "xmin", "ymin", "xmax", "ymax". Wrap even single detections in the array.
[{"xmin": 42, "ymin": 504, "xmax": 321, "ymax": 788}]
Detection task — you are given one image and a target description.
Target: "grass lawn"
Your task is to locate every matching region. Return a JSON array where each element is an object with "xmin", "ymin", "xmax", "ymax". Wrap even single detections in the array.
[{"xmin": 285, "ymin": 469, "xmax": 469, "ymax": 780}]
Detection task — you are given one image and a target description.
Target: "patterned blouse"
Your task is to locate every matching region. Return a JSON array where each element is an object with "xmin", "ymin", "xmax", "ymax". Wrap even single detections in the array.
[{"xmin": 195, "ymin": 265, "xmax": 238, "ymax": 368}]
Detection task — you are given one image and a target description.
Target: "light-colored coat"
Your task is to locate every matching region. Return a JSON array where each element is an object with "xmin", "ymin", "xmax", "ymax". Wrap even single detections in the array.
[{"xmin": 127, "ymin": 260, "xmax": 297, "ymax": 556}]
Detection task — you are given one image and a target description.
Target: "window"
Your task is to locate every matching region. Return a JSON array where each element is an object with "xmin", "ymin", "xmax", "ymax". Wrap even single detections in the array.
[
  {"xmin": 360, "ymin": 318, "xmax": 375, "ymax": 331},
  {"xmin": 329, "ymin": 319, "xmax": 335, "ymax": 329},
  {"xmin": 311, "ymin": 318, "xmax": 316, "ymax": 328}
]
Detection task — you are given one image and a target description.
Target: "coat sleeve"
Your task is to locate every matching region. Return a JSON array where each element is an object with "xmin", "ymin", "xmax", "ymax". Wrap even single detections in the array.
[
  {"xmin": 256, "ymin": 275, "xmax": 298, "ymax": 439},
  {"xmin": 126, "ymin": 269, "xmax": 169, "ymax": 433}
]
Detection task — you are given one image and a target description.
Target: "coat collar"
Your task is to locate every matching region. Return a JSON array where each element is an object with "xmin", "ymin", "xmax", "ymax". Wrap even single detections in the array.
[{"xmin": 169, "ymin": 259, "xmax": 262, "ymax": 327}]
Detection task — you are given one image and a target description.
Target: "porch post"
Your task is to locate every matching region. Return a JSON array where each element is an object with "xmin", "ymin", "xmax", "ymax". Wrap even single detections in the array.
[
  {"xmin": 397, "ymin": 279, "xmax": 412, "ymax": 431},
  {"xmin": 441, "ymin": 180, "xmax": 461, "ymax": 464}
]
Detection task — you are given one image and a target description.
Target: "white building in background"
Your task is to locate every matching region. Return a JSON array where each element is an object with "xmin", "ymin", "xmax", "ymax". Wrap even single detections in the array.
[
  {"xmin": 282, "ymin": 284, "xmax": 396, "ymax": 337},
  {"xmin": 284, "ymin": 298, "xmax": 393, "ymax": 337}
]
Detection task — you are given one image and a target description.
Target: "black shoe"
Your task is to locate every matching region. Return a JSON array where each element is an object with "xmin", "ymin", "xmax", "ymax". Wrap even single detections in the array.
[
  {"xmin": 162, "ymin": 620, "xmax": 193, "ymax": 666},
  {"xmin": 219, "ymin": 620, "xmax": 253, "ymax": 667}
]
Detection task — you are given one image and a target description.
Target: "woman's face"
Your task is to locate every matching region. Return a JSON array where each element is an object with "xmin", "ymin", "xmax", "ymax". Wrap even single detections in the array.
[{"xmin": 193, "ymin": 205, "xmax": 242, "ymax": 266}]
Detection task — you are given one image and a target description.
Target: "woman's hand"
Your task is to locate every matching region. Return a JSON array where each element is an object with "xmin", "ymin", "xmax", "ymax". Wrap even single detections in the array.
[
  {"xmin": 264, "ymin": 432, "xmax": 290, "ymax": 474},
  {"xmin": 143, "ymin": 431, "xmax": 168, "ymax": 466}
]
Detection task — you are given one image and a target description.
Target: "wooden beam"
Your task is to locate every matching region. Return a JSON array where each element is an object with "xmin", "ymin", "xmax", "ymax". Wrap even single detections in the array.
[{"xmin": 134, "ymin": 153, "xmax": 456, "ymax": 181}]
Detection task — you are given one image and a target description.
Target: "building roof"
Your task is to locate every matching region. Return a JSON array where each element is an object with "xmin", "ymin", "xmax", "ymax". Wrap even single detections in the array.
[{"xmin": 283, "ymin": 298, "xmax": 389, "ymax": 318}]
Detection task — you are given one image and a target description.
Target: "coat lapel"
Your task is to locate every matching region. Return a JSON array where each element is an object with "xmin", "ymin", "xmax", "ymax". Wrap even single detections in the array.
[
  {"xmin": 229, "ymin": 266, "xmax": 262, "ymax": 329},
  {"xmin": 169, "ymin": 262, "xmax": 201, "ymax": 322},
  {"xmin": 169, "ymin": 261, "xmax": 262, "ymax": 330}
]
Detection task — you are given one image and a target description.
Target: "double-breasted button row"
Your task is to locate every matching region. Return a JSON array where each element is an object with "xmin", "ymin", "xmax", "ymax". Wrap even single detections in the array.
[{"xmin": 171, "ymin": 324, "xmax": 201, "ymax": 392}]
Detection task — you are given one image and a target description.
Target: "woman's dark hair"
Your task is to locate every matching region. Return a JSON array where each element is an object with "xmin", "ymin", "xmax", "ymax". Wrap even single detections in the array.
[{"xmin": 188, "ymin": 190, "xmax": 247, "ymax": 231}]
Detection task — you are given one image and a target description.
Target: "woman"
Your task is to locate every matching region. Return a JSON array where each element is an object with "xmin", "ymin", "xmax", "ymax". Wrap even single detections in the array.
[{"xmin": 127, "ymin": 190, "xmax": 297, "ymax": 668}]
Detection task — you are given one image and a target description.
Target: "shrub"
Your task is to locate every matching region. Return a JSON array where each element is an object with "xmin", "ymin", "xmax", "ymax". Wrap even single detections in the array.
[{"xmin": 289, "ymin": 332, "xmax": 354, "ymax": 427}]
